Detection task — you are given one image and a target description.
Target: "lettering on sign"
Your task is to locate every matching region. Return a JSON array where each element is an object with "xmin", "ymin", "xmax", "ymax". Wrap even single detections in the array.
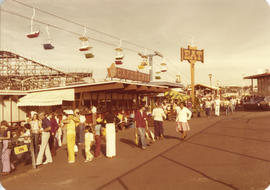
[
  {"xmin": 107, "ymin": 63, "xmax": 150, "ymax": 82},
  {"xmin": 181, "ymin": 46, "xmax": 204, "ymax": 63}
]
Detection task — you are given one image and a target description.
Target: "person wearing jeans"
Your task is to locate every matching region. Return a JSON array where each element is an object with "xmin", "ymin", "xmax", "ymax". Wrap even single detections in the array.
[
  {"xmin": 36, "ymin": 113, "xmax": 53, "ymax": 166},
  {"xmin": 94, "ymin": 114, "xmax": 102, "ymax": 157},
  {"xmin": 134, "ymin": 105, "xmax": 148, "ymax": 150},
  {"xmin": 30, "ymin": 114, "xmax": 40, "ymax": 157}
]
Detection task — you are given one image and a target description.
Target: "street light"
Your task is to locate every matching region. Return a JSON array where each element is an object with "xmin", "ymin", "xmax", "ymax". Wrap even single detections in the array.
[
  {"xmin": 216, "ymin": 80, "xmax": 220, "ymax": 87},
  {"xmin": 208, "ymin": 74, "xmax": 212, "ymax": 87}
]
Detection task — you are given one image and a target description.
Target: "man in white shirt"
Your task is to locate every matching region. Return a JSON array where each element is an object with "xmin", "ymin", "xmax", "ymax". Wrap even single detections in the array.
[
  {"xmin": 214, "ymin": 97, "xmax": 221, "ymax": 116},
  {"xmin": 230, "ymin": 98, "xmax": 236, "ymax": 113},
  {"xmin": 205, "ymin": 98, "xmax": 212, "ymax": 118},
  {"xmin": 176, "ymin": 102, "xmax": 192, "ymax": 139},
  {"xmin": 91, "ymin": 105, "xmax": 97, "ymax": 126},
  {"xmin": 152, "ymin": 102, "xmax": 166, "ymax": 140}
]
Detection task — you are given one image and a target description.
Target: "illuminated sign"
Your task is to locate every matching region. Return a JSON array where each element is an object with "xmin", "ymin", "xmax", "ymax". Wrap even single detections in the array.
[
  {"xmin": 107, "ymin": 63, "xmax": 150, "ymax": 82},
  {"xmin": 181, "ymin": 46, "xmax": 204, "ymax": 63}
]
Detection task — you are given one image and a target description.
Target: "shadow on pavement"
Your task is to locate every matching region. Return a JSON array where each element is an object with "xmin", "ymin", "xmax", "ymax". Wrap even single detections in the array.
[
  {"xmin": 101, "ymin": 144, "xmax": 106, "ymax": 155},
  {"xmin": 164, "ymin": 135, "xmax": 180, "ymax": 140},
  {"xmin": 120, "ymin": 138, "xmax": 137, "ymax": 148}
]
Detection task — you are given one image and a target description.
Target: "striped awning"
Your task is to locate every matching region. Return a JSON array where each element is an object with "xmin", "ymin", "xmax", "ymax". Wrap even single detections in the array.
[
  {"xmin": 17, "ymin": 89, "xmax": 74, "ymax": 106},
  {"xmin": 164, "ymin": 90, "xmax": 190, "ymax": 101}
]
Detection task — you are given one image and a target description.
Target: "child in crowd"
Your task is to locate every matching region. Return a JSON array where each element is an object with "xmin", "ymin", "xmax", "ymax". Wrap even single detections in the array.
[
  {"xmin": 21, "ymin": 124, "xmax": 32, "ymax": 165},
  {"xmin": 84, "ymin": 125, "xmax": 94, "ymax": 162}
]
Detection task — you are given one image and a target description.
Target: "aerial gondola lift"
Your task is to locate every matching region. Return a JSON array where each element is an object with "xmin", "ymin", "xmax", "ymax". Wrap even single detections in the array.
[
  {"xmin": 43, "ymin": 25, "xmax": 54, "ymax": 50},
  {"xmin": 140, "ymin": 55, "xmax": 148, "ymax": 66},
  {"xmin": 79, "ymin": 27, "xmax": 94, "ymax": 59},
  {"xmin": 26, "ymin": 8, "xmax": 40, "ymax": 38},
  {"xmin": 138, "ymin": 64, "xmax": 145, "ymax": 70},
  {"xmin": 114, "ymin": 40, "xmax": 124, "ymax": 65},
  {"xmin": 155, "ymin": 76, "xmax": 161, "ymax": 80},
  {"xmin": 161, "ymin": 65, "xmax": 167, "ymax": 72}
]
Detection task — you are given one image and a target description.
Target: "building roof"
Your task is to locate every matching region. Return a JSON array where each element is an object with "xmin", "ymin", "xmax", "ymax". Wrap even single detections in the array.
[
  {"xmin": 244, "ymin": 73, "xmax": 270, "ymax": 79},
  {"xmin": 194, "ymin": 83, "xmax": 219, "ymax": 90},
  {"xmin": 149, "ymin": 81, "xmax": 184, "ymax": 88},
  {"xmin": 17, "ymin": 80, "xmax": 169, "ymax": 106},
  {"xmin": 28, "ymin": 80, "xmax": 169, "ymax": 93},
  {"xmin": 0, "ymin": 90, "xmax": 28, "ymax": 96}
]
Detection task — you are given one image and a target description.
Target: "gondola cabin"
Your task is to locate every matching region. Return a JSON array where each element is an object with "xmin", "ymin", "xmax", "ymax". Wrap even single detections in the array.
[
  {"xmin": 79, "ymin": 46, "xmax": 91, "ymax": 51},
  {"xmin": 138, "ymin": 65, "xmax": 145, "ymax": 70},
  {"xmin": 26, "ymin": 31, "xmax": 40, "ymax": 38},
  {"xmin": 115, "ymin": 60, "xmax": 123, "ymax": 65},
  {"xmin": 43, "ymin": 43, "xmax": 54, "ymax": 50},
  {"xmin": 141, "ymin": 61, "xmax": 148, "ymax": 66},
  {"xmin": 161, "ymin": 63, "xmax": 167, "ymax": 66},
  {"xmin": 85, "ymin": 53, "xmax": 94, "ymax": 59}
]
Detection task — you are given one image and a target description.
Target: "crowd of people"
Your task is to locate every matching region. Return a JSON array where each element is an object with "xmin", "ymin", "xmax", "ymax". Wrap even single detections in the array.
[{"xmin": 0, "ymin": 96, "xmax": 238, "ymax": 176}]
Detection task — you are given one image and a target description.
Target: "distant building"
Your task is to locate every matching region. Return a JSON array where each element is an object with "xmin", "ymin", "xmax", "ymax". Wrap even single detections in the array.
[
  {"xmin": 192, "ymin": 83, "xmax": 219, "ymax": 96},
  {"xmin": 244, "ymin": 72, "xmax": 270, "ymax": 96}
]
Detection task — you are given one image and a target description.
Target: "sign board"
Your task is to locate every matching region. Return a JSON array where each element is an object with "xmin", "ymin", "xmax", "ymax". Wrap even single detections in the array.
[
  {"xmin": 107, "ymin": 63, "xmax": 150, "ymax": 82},
  {"xmin": 14, "ymin": 144, "xmax": 28, "ymax": 155},
  {"xmin": 181, "ymin": 46, "xmax": 204, "ymax": 63}
]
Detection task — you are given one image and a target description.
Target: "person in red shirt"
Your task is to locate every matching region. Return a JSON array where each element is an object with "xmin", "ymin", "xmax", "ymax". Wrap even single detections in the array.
[{"xmin": 134, "ymin": 105, "xmax": 148, "ymax": 150}]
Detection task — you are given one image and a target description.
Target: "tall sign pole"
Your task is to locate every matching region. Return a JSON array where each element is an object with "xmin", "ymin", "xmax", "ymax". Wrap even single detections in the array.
[{"xmin": 181, "ymin": 45, "xmax": 204, "ymax": 104}]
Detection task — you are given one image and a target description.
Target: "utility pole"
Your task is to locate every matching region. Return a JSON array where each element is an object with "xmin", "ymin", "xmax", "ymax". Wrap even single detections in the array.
[{"xmin": 0, "ymin": 3, "xmax": 2, "ymax": 50}]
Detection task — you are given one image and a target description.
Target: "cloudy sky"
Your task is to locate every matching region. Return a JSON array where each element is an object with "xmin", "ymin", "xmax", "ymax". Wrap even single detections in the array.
[{"xmin": 0, "ymin": 0, "xmax": 270, "ymax": 86}]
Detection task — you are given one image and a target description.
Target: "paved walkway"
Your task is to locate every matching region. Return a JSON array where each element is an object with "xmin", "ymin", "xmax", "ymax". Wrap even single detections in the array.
[{"xmin": 1, "ymin": 111, "xmax": 270, "ymax": 190}]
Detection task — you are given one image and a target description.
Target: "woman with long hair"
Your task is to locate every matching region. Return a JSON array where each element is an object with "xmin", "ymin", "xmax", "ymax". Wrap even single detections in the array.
[
  {"xmin": 104, "ymin": 104, "xmax": 117, "ymax": 158},
  {"xmin": 30, "ymin": 113, "xmax": 40, "ymax": 157}
]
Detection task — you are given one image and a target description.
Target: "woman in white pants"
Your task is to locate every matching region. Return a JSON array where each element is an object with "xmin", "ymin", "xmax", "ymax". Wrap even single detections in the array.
[
  {"xmin": 36, "ymin": 113, "xmax": 52, "ymax": 166},
  {"xmin": 104, "ymin": 106, "xmax": 116, "ymax": 158}
]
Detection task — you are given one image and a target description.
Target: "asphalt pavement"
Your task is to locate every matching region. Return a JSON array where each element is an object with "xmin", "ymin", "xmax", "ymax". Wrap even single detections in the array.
[{"xmin": 1, "ymin": 111, "xmax": 270, "ymax": 190}]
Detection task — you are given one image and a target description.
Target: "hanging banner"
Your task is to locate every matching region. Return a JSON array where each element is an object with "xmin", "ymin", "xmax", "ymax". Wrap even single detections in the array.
[{"xmin": 107, "ymin": 63, "xmax": 150, "ymax": 82}]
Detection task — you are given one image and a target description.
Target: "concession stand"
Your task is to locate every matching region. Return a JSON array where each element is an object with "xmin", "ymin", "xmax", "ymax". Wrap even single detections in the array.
[{"xmin": 17, "ymin": 63, "xmax": 169, "ymax": 122}]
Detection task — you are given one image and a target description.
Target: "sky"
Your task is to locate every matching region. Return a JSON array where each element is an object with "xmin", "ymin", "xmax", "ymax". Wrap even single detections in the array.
[{"xmin": 0, "ymin": 0, "xmax": 270, "ymax": 86}]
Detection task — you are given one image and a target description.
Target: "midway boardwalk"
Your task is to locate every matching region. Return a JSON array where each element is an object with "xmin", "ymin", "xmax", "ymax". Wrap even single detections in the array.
[{"xmin": 2, "ymin": 111, "xmax": 270, "ymax": 190}]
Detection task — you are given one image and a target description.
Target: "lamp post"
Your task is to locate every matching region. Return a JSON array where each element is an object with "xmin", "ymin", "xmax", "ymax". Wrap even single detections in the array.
[
  {"xmin": 216, "ymin": 80, "xmax": 220, "ymax": 87},
  {"xmin": 208, "ymin": 74, "xmax": 212, "ymax": 87}
]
